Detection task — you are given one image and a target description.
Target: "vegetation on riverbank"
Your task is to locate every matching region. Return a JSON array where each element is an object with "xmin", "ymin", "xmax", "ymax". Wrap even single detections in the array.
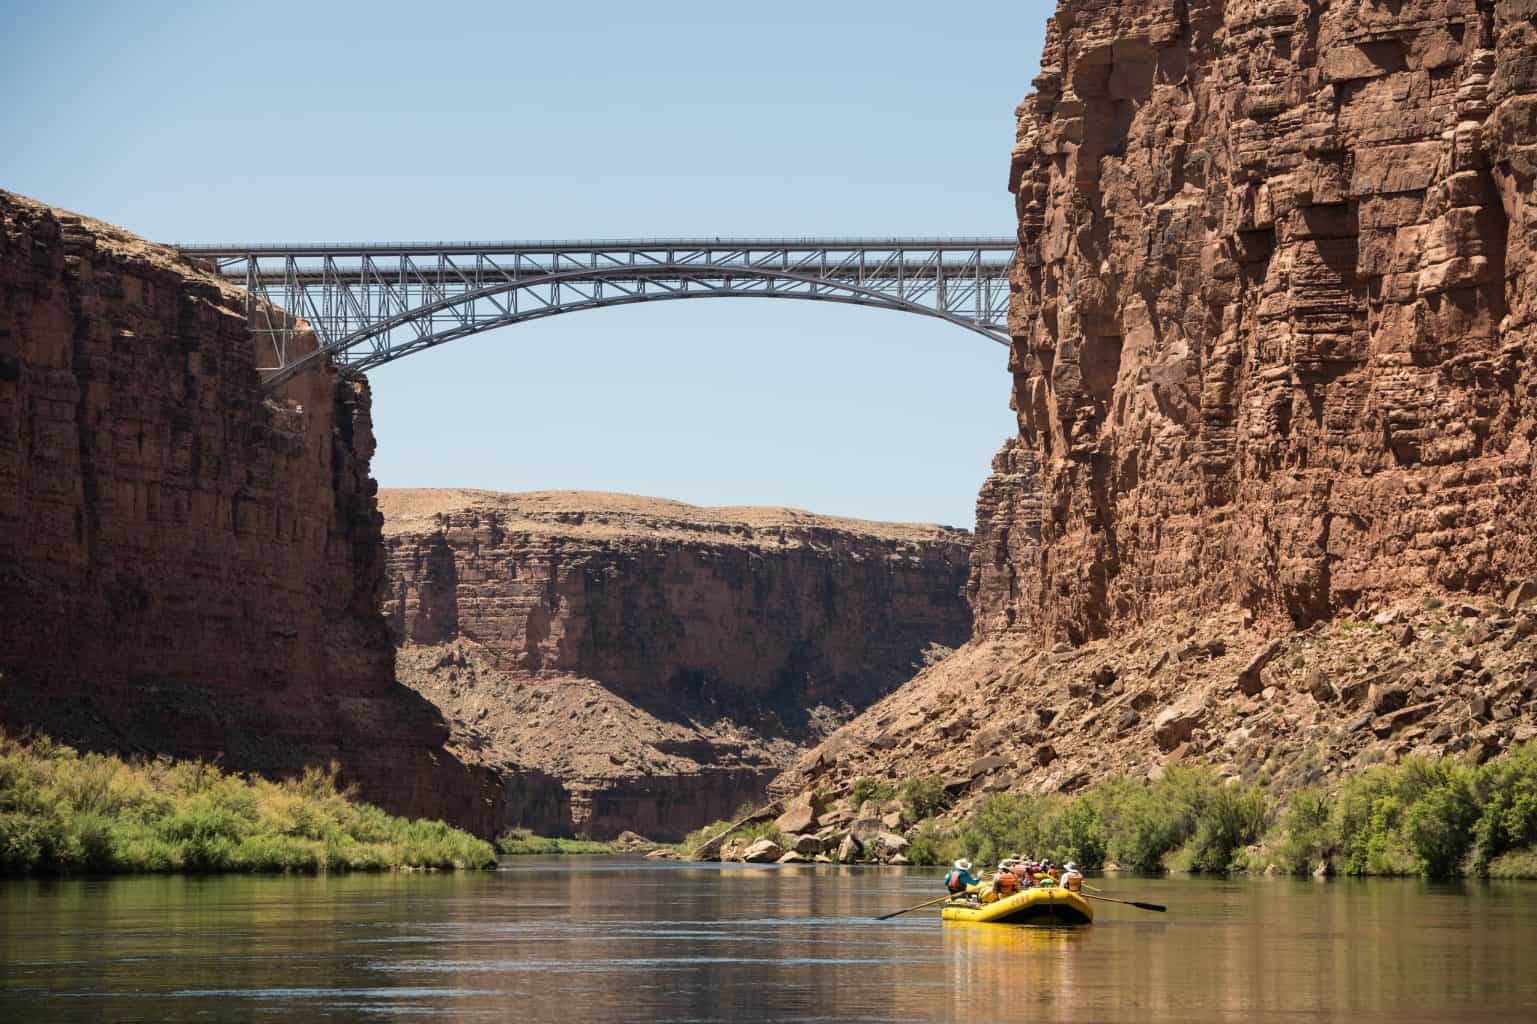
[
  {"xmin": 900, "ymin": 743, "xmax": 1537, "ymax": 879},
  {"xmin": 494, "ymin": 829, "xmax": 620, "ymax": 855},
  {"xmin": 0, "ymin": 734, "xmax": 496, "ymax": 874}
]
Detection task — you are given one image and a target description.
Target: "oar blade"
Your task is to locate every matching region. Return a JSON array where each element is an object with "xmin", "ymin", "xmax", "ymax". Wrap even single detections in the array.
[{"xmin": 1129, "ymin": 900, "xmax": 1167, "ymax": 913}]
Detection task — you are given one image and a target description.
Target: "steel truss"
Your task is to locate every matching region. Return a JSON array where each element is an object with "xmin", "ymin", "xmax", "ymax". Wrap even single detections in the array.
[{"xmin": 176, "ymin": 238, "xmax": 1016, "ymax": 389}]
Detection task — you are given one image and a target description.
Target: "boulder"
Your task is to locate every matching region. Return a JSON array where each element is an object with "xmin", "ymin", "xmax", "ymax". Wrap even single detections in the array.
[
  {"xmin": 1238, "ymin": 638, "xmax": 1284, "ymax": 696},
  {"xmin": 1370, "ymin": 683, "xmax": 1410, "ymax": 716},
  {"xmin": 971, "ymin": 724, "xmax": 1007, "ymax": 754},
  {"xmin": 741, "ymin": 838, "xmax": 784, "ymax": 863},
  {"xmin": 1470, "ymin": 693, "xmax": 1491, "ymax": 720},
  {"xmin": 968, "ymin": 754, "xmax": 1008, "ymax": 777},
  {"xmin": 1117, "ymin": 708, "xmax": 1141, "ymax": 732},
  {"xmin": 889, "ymin": 854, "xmax": 911, "ymax": 865},
  {"xmin": 880, "ymin": 810, "xmax": 905, "ymax": 830},
  {"xmin": 850, "ymin": 817, "xmax": 885, "ymax": 844},
  {"xmin": 1371, "ymin": 702, "xmax": 1437, "ymax": 739},
  {"xmin": 1306, "ymin": 668, "xmax": 1337, "ymax": 704},
  {"xmin": 1507, "ymin": 579, "xmax": 1537, "ymax": 610},
  {"xmin": 774, "ymin": 793, "xmax": 822, "ymax": 835},
  {"xmin": 777, "ymin": 851, "xmax": 807, "ymax": 864},
  {"xmin": 1153, "ymin": 707, "xmax": 1200, "ymax": 751},
  {"xmin": 646, "ymin": 848, "xmax": 680, "ymax": 860},
  {"xmin": 873, "ymin": 832, "xmax": 910, "ymax": 860},
  {"xmin": 791, "ymin": 833, "xmax": 823, "ymax": 856},
  {"xmin": 835, "ymin": 834, "xmax": 861, "ymax": 863},
  {"xmin": 1034, "ymin": 743, "xmax": 1058, "ymax": 766},
  {"xmin": 1339, "ymin": 678, "xmax": 1371, "ymax": 708},
  {"xmin": 814, "ymin": 853, "xmax": 833, "ymax": 864}
]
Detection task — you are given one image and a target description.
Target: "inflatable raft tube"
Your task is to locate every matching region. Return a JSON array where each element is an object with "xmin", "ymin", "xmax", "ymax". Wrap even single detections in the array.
[{"xmin": 940, "ymin": 886, "xmax": 1094, "ymax": 925}]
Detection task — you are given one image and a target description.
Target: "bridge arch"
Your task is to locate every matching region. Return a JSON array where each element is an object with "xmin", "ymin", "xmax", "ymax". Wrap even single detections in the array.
[{"xmin": 178, "ymin": 238, "xmax": 1014, "ymax": 389}]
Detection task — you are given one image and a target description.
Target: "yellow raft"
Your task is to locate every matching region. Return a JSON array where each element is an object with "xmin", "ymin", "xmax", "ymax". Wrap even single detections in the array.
[{"xmin": 940, "ymin": 886, "xmax": 1094, "ymax": 926}]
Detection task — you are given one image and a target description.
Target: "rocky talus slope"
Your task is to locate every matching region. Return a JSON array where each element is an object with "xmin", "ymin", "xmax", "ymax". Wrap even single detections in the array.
[
  {"xmin": 762, "ymin": 0, "xmax": 1537, "ymax": 860},
  {"xmin": 0, "ymin": 191, "xmax": 500, "ymax": 833},
  {"xmin": 380, "ymin": 488, "xmax": 972, "ymax": 840}
]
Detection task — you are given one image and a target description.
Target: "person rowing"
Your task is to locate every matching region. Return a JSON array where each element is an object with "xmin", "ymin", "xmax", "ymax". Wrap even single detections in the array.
[{"xmin": 943, "ymin": 858, "xmax": 980, "ymax": 896}]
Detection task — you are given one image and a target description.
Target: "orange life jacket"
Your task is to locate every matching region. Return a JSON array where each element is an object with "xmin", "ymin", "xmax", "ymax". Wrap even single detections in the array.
[{"xmin": 995, "ymin": 871, "xmax": 1020, "ymax": 895}]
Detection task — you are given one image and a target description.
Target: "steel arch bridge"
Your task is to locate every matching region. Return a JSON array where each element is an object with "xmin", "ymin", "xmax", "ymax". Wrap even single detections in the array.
[{"xmin": 176, "ymin": 238, "xmax": 1016, "ymax": 389}]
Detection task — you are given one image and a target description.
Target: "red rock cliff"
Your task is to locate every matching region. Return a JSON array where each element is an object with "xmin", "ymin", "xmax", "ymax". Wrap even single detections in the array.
[
  {"xmin": 991, "ymin": 0, "xmax": 1537, "ymax": 643},
  {"xmin": 0, "ymin": 191, "xmax": 500, "ymax": 834},
  {"xmin": 380, "ymin": 488, "xmax": 972, "ymax": 839},
  {"xmin": 767, "ymin": 0, "xmax": 1537, "ymax": 826}
]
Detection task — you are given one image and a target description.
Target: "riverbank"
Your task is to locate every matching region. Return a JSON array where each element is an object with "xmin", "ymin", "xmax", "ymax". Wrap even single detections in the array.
[
  {"xmin": 892, "ymin": 742, "xmax": 1537, "ymax": 880},
  {"xmin": 0, "ymin": 734, "xmax": 495, "ymax": 874}
]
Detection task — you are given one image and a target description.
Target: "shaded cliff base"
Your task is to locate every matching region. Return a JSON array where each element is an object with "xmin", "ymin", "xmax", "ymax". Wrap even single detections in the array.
[
  {"xmin": 397, "ymin": 637, "xmax": 954, "ymax": 842},
  {"xmin": 770, "ymin": 589, "xmax": 1537, "ymax": 837},
  {"xmin": 0, "ymin": 664, "xmax": 505, "ymax": 836},
  {"xmin": 0, "ymin": 731, "xmax": 495, "ymax": 874}
]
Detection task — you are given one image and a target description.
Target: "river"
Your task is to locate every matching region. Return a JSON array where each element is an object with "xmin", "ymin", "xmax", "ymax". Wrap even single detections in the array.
[{"xmin": 2, "ymin": 859, "xmax": 1535, "ymax": 1022}]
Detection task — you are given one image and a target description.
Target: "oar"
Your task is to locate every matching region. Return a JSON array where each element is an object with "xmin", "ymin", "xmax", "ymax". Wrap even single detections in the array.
[
  {"xmin": 875, "ymin": 892, "xmax": 959, "ymax": 921},
  {"xmin": 1081, "ymin": 891, "xmax": 1167, "ymax": 913}
]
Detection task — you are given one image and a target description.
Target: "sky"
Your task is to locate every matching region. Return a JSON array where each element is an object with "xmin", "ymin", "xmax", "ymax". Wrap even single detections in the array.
[{"xmin": 1, "ymin": 0, "xmax": 1050, "ymax": 527}]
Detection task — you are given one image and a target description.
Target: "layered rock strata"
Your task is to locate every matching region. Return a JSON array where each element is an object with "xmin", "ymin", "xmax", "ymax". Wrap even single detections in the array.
[
  {"xmin": 0, "ymin": 191, "xmax": 500, "ymax": 833},
  {"xmin": 380, "ymin": 488, "xmax": 973, "ymax": 840},
  {"xmin": 993, "ymin": 0, "xmax": 1537, "ymax": 642},
  {"xmin": 767, "ymin": 0, "xmax": 1537, "ymax": 847}
]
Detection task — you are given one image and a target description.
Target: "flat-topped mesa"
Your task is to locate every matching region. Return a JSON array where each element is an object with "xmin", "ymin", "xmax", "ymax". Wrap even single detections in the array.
[
  {"xmin": 989, "ymin": 0, "xmax": 1537, "ymax": 644},
  {"xmin": 0, "ymin": 190, "xmax": 501, "ymax": 834},
  {"xmin": 379, "ymin": 488, "xmax": 974, "ymax": 840}
]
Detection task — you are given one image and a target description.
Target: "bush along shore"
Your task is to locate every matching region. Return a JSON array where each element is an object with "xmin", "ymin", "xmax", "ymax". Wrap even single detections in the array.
[
  {"xmin": 702, "ymin": 743, "xmax": 1537, "ymax": 879},
  {"xmin": 0, "ymin": 734, "xmax": 496, "ymax": 874}
]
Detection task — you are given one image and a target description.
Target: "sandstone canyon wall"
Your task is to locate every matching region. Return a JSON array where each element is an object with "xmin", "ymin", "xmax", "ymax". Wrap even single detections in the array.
[
  {"xmin": 994, "ymin": 0, "xmax": 1537, "ymax": 643},
  {"xmin": 380, "ymin": 489, "xmax": 973, "ymax": 839},
  {"xmin": 768, "ymin": 0, "xmax": 1537, "ymax": 828},
  {"xmin": 0, "ymin": 191, "xmax": 501, "ymax": 834}
]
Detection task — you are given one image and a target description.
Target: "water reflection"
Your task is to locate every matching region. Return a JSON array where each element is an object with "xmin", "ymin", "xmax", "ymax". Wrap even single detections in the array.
[{"xmin": 2, "ymin": 863, "xmax": 1535, "ymax": 1022}]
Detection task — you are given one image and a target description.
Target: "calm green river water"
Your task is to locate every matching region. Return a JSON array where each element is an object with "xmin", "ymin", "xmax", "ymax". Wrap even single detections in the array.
[{"xmin": 2, "ymin": 859, "xmax": 1535, "ymax": 1022}]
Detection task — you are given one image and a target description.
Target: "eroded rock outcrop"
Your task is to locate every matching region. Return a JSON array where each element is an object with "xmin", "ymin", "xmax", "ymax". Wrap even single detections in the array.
[
  {"xmin": 380, "ymin": 488, "xmax": 972, "ymax": 839},
  {"xmin": 994, "ymin": 0, "xmax": 1537, "ymax": 642},
  {"xmin": 768, "ymin": 0, "xmax": 1537, "ymax": 836},
  {"xmin": 0, "ymin": 191, "xmax": 501, "ymax": 833}
]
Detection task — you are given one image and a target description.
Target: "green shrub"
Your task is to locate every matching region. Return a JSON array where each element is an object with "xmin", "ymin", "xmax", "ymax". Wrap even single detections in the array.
[
  {"xmin": 0, "ymin": 731, "xmax": 495, "ymax": 875},
  {"xmin": 850, "ymin": 777, "xmax": 898, "ymax": 807},
  {"xmin": 900, "ymin": 775, "xmax": 951, "ymax": 821},
  {"xmin": 1275, "ymin": 788, "xmax": 1336, "ymax": 874},
  {"xmin": 677, "ymin": 820, "xmax": 733, "ymax": 853},
  {"xmin": 1180, "ymin": 782, "xmax": 1268, "ymax": 873},
  {"xmin": 1044, "ymin": 794, "xmax": 1108, "ymax": 869},
  {"xmin": 905, "ymin": 821, "xmax": 961, "ymax": 866},
  {"xmin": 495, "ymin": 828, "xmax": 621, "ymax": 856},
  {"xmin": 1471, "ymin": 744, "xmax": 1537, "ymax": 870}
]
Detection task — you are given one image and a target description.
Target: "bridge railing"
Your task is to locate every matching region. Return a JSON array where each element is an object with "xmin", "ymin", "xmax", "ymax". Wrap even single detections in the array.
[{"xmin": 177, "ymin": 239, "xmax": 1016, "ymax": 387}]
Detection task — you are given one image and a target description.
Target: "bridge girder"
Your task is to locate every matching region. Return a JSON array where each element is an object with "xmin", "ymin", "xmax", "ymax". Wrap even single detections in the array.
[{"xmin": 176, "ymin": 238, "xmax": 1016, "ymax": 389}]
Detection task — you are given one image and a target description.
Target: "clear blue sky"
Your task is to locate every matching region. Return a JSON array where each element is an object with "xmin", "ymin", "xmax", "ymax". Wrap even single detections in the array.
[{"xmin": 1, "ymin": 0, "xmax": 1049, "ymax": 527}]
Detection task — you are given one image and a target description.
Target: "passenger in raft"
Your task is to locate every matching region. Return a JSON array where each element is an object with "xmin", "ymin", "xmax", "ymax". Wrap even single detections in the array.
[
  {"xmin": 944, "ymin": 859, "xmax": 980, "ymax": 895},
  {"xmin": 1061, "ymin": 862, "xmax": 1084, "ymax": 893},
  {"xmin": 1008, "ymin": 857, "xmax": 1034, "ymax": 888},
  {"xmin": 992, "ymin": 861, "xmax": 1022, "ymax": 899}
]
